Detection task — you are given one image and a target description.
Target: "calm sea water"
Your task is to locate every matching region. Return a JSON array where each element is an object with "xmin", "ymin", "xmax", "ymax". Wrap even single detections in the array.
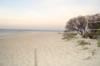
[
  {"xmin": 0, "ymin": 29, "xmax": 63, "ymax": 37},
  {"xmin": 0, "ymin": 30, "xmax": 23, "ymax": 38}
]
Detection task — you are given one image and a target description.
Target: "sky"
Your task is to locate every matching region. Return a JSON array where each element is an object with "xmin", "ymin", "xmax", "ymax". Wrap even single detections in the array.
[{"xmin": 0, "ymin": 0, "xmax": 100, "ymax": 29}]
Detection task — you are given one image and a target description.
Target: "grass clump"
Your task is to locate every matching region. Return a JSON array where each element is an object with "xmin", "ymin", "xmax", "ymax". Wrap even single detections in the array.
[
  {"xmin": 77, "ymin": 40, "xmax": 91, "ymax": 46},
  {"xmin": 82, "ymin": 47, "xmax": 89, "ymax": 50},
  {"xmin": 91, "ymin": 49, "xmax": 96, "ymax": 56},
  {"xmin": 62, "ymin": 32, "xmax": 77, "ymax": 40},
  {"xmin": 97, "ymin": 39, "xmax": 100, "ymax": 47}
]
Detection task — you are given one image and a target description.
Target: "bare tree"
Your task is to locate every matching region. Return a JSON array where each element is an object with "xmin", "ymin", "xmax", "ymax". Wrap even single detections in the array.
[{"xmin": 64, "ymin": 14, "xmax": 100, "ymax": 39}]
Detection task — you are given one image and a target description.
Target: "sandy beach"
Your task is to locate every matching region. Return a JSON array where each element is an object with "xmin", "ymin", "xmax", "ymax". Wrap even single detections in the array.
[{"xmin": 0, "ymin": 31, "xmax": 100, "ymax": 66}]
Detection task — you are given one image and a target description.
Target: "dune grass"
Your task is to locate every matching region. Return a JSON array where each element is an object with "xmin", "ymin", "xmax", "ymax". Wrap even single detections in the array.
[
  {"xmin": 97, "ymin": 39, "xmax": 100, "ymax": 47},
  {"xmin": 62, "ymin": 32, "xmax": 77, "ymax": 40},
  {"xmin": 77, "ymin": 40, "xmax": 91, "ymax": 46}
]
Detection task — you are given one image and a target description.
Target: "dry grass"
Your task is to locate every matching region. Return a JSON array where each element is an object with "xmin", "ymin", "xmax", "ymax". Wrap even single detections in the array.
[
  {"xmin": 77, "ymin": 40, "xmax": 91, "ymax": 46},
  {"xmin": 62, "ymin": 32, "xmax": 77, "ymax": 40},
  {"xmin": 97, "ymin": 39, "xmax": 100, "ymax": 47}
]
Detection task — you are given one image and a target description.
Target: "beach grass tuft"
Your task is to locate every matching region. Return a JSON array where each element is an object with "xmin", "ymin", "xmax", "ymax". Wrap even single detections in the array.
[
  {"xmin": 62, "ymin": 32, "xmax": 77, "ymax": 40},
  {"xmin": 97, "ymin": 39, "xmax": 100, "ymax": 47},
  {"xmin": 77, "ymin": 40, "xmax": 91, "ymax": 46}
]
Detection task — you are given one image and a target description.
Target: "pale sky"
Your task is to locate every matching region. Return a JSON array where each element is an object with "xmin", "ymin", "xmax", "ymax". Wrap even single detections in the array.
[{"xmin": 0, "ymin": 0, "xmax": 100, "ymax": 29}]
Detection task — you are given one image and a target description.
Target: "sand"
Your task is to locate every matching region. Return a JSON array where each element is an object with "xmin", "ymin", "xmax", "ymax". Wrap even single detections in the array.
[{"xmin": 0, "ymin": 31, "xmax": 100, "ymax": 66}]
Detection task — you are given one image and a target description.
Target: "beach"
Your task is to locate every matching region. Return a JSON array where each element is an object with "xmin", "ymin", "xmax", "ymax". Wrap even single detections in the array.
[{"xmin": 0, "ymin": 31, "xmax": 100, "ymax": 66}]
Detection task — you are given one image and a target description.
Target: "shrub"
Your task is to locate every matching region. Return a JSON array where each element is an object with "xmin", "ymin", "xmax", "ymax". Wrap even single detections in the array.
[
  {"xmin": 62, "ymin": 32, "xmax": 77, "ymax": 40},
  {"xmin": 64, "ymin": 14, "xmax": 100, "ymax": 39}
]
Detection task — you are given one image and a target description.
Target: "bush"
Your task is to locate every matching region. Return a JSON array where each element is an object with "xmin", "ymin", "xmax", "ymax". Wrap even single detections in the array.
[
  {"xmin": 64, "ymin": 14, "xmax": 100, "ymax": 39},
  {"xmin": 62, "ymin": 32, "xmax": 77, "ymax": 40}
]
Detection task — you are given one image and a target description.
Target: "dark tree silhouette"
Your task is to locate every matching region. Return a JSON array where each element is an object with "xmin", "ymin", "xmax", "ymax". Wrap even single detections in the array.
[
  {"xmin": 64, "ymin": 14, "xmax": 100, "ymax": 39},
  {"xmin": 65, "ymin": 16, "xmax": 87, "ymax": 35}
]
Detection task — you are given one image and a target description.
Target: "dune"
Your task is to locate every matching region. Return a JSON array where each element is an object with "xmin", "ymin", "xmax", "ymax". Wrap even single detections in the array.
[{"xmin": 0, "ymin": 31, "xmax": 100, "ymax": 66}]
